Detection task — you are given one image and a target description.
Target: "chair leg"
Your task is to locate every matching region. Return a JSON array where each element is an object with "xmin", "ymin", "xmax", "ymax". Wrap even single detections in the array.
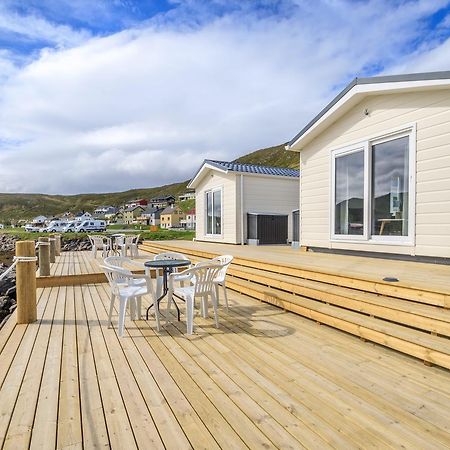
[
  {"xmin": 211, "ymin": 291, "xmax": 219, "ymax": 329},
  {"xmin": 201, "ymin": 296, "xmax": 208, "ymax": 318},
  {"xmin": 136, "ymin": 296, "xmax": 142, "ymax": 320},
  {"xmin": 154, "ymin": 299, "xmax": 161, "ymax": 332},
  {"xmin": 186, "ymin": 296, "xmax": 194, "ymax": 335},
  {"xmin": 222, "ymin": 281, "xmax": 229, "ymax": 311},
  {"xmin": 118, "ymin": 296, "xmax": 128, "ymax": 337},
  {"xmin": 108, "ymin": 294, "xmax": 115, "ymax": 328},
  {"xmin": 166, "ymin": 289, "xmax": 173, "ymax": 325},
  {"xmin": 156, "ymin": 276, "xmax": 163, "ymax": 299},
  {"xmin": 130, "ymin": 296, "xmax": 136, "ymax": 320}
]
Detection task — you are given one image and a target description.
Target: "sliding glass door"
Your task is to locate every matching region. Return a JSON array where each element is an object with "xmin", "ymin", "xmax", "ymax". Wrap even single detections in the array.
[{"xmin": 332, "ymin": 130, "xmax": 413, "ymax": 243}]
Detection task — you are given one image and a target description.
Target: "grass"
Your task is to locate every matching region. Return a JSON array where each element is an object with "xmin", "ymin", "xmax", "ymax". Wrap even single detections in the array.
[{"xmin": 0, "ymin": 227, "xmax": 194, "ymax": 242}]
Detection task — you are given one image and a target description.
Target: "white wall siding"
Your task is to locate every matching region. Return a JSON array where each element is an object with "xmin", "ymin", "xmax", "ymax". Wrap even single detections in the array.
[
  {"xmin": 299, "ymin": 89, "xmax": 450, "ymax": 258},
  {"xmin": 240, "ymin": 175, "xmax": 299, "ymax": 243},
  {"xmin": 195, "ymin": 171, "xmax": 238, "ymax": 244}
]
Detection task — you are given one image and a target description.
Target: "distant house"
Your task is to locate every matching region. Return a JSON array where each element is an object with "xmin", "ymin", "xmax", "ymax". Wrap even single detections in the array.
[
  {"xmin": 150, "ymin": 195, "xmax": 176, "ymax": 209},
  {"xmin": 160, "ymin": 206, "xmax": 184, "ymax": 229},
  {"xmin": 75, "ymin": 211, "xmax": 92, "ymax": 221},
  {"xmin": 125, "ymin": 199, "xmax": 148, "ymax": 208},
  {"xmin": 113, "ymin": 211, "xmax": 125, "ymax": 224},
  {"xmin": 180, "ymin": 208, "xmax": 196, "ymax": 230},
  {"xmin": 32, "ymin": 215, "xmax": 47, "ymax": 225},
  {"xmin": 94, "ymin": 205, "xmax": 117, "ymax": 218},
  {"xmin": 123, "ymin": 205, "xmax": 145, "ymax": 224},
  {"xmin": 178, "ymin": 192, "xmax": 196, "ymax": 202},
  {"xmin": 188, "ymin": 160, "xmax": 299, "ymax": 244},
  {"xmin": 286, "ymin": 70, "xmax": 450, "ymax": 258},
  {"xmin": 137, "ymin": 207, "xmax": 164, "ymax": 226}
]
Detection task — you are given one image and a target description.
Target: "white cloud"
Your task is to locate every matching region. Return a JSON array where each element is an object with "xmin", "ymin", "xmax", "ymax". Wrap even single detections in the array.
[
  {"xmin": 0, "ymin": 5, "xmax": 91, "ymax": 48},
  {"xmin": 0, "ymin": 0, "xmax": 449, "ymax": 193}
]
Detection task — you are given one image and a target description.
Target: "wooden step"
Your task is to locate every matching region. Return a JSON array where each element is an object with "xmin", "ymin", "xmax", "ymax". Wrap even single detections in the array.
[
  {"xmin": 141, "ymin": 243, "xmax": 450, "ymax": 336},
  {"xmin": 141, "ymin": 242, "xmax": 450, "ymax": 370},
  {"xmin": 226, "ymin": 277, "xmax": 450, "ymax": 370},
  {"xmin": 140, "ymin": 242, "xmax": 450, "ymax": 308},
  {"xmin": 227, "ymin": 265, "xmax": 450, "ymax": 337}
]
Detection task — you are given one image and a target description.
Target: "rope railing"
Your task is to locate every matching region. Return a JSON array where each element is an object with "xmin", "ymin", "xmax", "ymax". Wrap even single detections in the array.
[{"xmin": 0, "ymin": 256, "xmax": 38, "ymax": 282}]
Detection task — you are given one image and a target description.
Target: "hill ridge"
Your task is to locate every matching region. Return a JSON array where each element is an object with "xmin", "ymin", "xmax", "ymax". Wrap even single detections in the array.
[{"xmin": 0, "ymin": 143, "xmax": 297, "ymax": 222}]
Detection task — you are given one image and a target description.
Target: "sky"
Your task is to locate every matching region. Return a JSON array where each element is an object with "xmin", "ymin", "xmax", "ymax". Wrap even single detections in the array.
[{"xmin": 0, "ymin": 0, "xmax": 449, "ymax": 194}]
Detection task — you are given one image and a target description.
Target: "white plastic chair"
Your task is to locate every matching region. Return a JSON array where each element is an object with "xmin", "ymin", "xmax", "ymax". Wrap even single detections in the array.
[
  {"xmin": 154, "ymin": 252, "xmax": 191, "ymax": 298},
  {"xmin": 89, "ymin": 235, "xmax": 110, "ymax": 258},
  {"xmin": 211, "ymin": 255, "xmax": 233, "ymax": 310},
  {"xmin": 166, "ymin": 263, "xmax": 223, "ymax": 335},
  {"xmin": 100, "ymin": 264, "xmax": 160, "ymax": 336},
  {"xmin": 129, "ymin": 234, "xmax": 140, "ymax": 257}
]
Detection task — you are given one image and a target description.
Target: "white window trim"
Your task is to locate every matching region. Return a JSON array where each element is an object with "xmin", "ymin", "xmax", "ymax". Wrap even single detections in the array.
[
  {"xmin": 330, "ymin": 124, "xmax": 416, "ymax": 246},
  {"xmin": 204, "ymin": 186, "xmax": 224, "ymax": 237}
]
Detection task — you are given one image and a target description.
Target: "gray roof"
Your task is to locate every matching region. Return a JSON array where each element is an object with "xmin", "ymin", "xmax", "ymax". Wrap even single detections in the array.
[
  {"xmin": 203, "ymin": 160, "xmax": 299, "ymax": 177},
  {"xmin": 288, "ymin": 70, "xmax": 450, "ymax": 147}
]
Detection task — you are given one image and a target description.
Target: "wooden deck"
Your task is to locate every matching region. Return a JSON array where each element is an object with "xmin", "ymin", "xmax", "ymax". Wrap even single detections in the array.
[
  {"xmin": 0, "ymin": 251, "xmax": 449, "ymax": 448},
  {"xmin": 145, "ymin": 240, "xmax": 450, "ymax": 294}
]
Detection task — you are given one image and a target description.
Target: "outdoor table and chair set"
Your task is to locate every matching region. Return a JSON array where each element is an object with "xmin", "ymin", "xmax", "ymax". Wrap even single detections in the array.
[{"xmin": 98, "ymin": 245, "xmax": 233, "ymax": 336}]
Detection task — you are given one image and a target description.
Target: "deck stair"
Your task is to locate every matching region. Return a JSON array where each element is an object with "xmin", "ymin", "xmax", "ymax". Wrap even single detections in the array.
[{"xmin": 140, "ymin": 241, "xmax": 450, "ymax": 370}]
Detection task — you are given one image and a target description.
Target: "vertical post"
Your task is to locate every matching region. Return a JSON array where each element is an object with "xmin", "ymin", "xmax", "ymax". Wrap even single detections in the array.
[
  {"xmin": 38, "ymin": 237, "xmax": 50, "ymax": 277},
  {"xmin": 54, "ymin": 234, "xmax": 61, "ymax": 256},
  {"xmin": 49, "ymin": 238, "xmax": 56, "ymax": 263},
  {"xmin": 16, "ymin": 240, "xmax": 37, "ymax": 324}
]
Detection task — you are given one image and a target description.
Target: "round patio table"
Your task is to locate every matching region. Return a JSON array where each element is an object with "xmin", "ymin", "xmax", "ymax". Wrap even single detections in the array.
[{"xmin": 144, "ymin": 259, "xmax": 191, "ymax": 321}]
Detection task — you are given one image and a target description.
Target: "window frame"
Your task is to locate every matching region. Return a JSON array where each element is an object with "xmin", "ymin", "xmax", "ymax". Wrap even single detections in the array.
[
  {"xmin": 204, "ymin": 186, "xmax": 223, "ymax": 237},
  {"xmin": 330, "ymin": 124, "xmax": 416, "ymax": 246}
]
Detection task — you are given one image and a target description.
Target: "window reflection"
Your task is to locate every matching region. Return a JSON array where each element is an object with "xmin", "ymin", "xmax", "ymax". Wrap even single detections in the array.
[
  {"xmin": 335, "ymin": 150, "xmax": 364, "ymax": 235},
  {"xmin": 371, "ymin": 136, "xmax": 409, "ymax": 236}
]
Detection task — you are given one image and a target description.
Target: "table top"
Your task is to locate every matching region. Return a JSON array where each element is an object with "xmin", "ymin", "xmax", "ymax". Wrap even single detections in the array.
[{"xmin": 144, "ymin": 259, "xmax": 191, "ymax": 269}]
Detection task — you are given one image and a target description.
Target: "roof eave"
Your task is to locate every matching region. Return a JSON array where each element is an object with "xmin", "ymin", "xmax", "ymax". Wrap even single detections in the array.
[
  {"xmin": 288, "ymin": 71, "xmax": 450, "ymax": 151},
  {"xmin": 187, "ymin": 161, "xmax": 229, "ymax": 189}
]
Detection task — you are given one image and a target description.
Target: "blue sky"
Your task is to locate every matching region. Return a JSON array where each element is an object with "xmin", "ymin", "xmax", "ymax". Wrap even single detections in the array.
[{"xmin": 0, "ymin": 0, "xmax": 449, "ymax": 194}]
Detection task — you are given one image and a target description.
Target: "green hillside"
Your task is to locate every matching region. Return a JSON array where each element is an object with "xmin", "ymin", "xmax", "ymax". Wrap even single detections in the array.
[
  {"xmin": 0, "ymin": 143, "xmax": 298, "ymax": 222},
  {"xmin": 234, "ymin": 143, "xmax": 298, "ymax": 169}
]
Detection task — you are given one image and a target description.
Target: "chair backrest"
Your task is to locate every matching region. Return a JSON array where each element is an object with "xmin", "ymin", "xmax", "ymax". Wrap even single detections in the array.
[
  {"xmin": 90, "ymin": 235, "xmax": 105, "ymax": 247},
  {"xmin": 104, "ymin": 256, "xmax": 131, "ymax": 269},
  {"xmin": 132, "ymin": 234, "xmax": 140, "ymax": 244},
  {"xmin": 211, "ymin": 255, "xmax": 233, "ymax": 282},
  {"xmin": 190, "ymin": 264, "xmax": 222, "ymax": 296},
  {"xmin": 154, "ymin": 252, "xmax": 190, "ymax": 261},
  {"xmin": 125, "ymin": 235, "xmax": 134, "ymax": 245},
  {"xmin": 100, "ymin": 264, "xmax": 132, "ymax": 295}
]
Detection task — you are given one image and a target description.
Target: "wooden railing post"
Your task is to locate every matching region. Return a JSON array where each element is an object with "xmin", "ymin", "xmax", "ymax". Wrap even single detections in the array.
[
  {"xmin": 49, "ymin": 238, "xmax": 56, "ymax": 263},
  {"xmin": 38, "ymin": 237, "xmax": 50, "ymax": 277},
  {"xmin": 54, "ymin": 234, "xmax": 61, "ymax": 256},
  {"xmin": 16, "ymin": 240, "xmax": 37, "ymax": 324}
]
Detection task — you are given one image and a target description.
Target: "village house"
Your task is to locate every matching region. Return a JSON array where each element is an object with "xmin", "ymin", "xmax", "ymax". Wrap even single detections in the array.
[
  {"xmin": 137, "ymin": 206, "xmax": 164, "ymax": 226},
  {"xmin": 160, "ymin": 206, "xmax": 184, "ymax": 229},
  {"xmin": 287, "ymin": 70, "xmax": 450, "ymax": 260},
  {"xmin": 188, "ymin": 160, "xmax": 299, "ymax": 244},
  {"xmin": 180, "ymin": 207, "xmax": 196, "ymax": 229},
  {"xmin": 150, "ymin": 195, "xmax": 175, "ymax": 209},
  {"xmin": 125, "ymin": 198, "xmax": 148, "ymax": 208},
  {"xmin": 93, "ymin": 205, "xmax": 117, "ymax": 218},
  {"xmin": 178, "ymin": 192, "xmax": 196, "ymax": 202},
  {"xmin": 123, "ymin": 205, "xmax": 145, "ymax": 224}
]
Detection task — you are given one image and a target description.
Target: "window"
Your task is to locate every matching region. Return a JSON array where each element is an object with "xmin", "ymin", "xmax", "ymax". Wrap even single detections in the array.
[
  {"xmin": 371, "ymin": 136, "xmax": 409, "ymax": 237},
  {"xmin": 332, "ymin": 128, "xmax": 414, "ymax": 243},
  {"xmin": 206, "ymin": 188, "xmax": 222, "ymax": 235},
  {"xmin": 334, "ymin": 149, "xmax": 365, "ymax": 236}
]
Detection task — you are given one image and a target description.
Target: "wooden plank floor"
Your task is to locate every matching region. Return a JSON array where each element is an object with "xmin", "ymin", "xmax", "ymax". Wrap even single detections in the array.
[
  {"xmin": 152, "ymin": 240, "xmax": 450, "ymax": 294},
  {"xmin": 1, "ymin": 257, "xmax": 450, "ymax": 448}
]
